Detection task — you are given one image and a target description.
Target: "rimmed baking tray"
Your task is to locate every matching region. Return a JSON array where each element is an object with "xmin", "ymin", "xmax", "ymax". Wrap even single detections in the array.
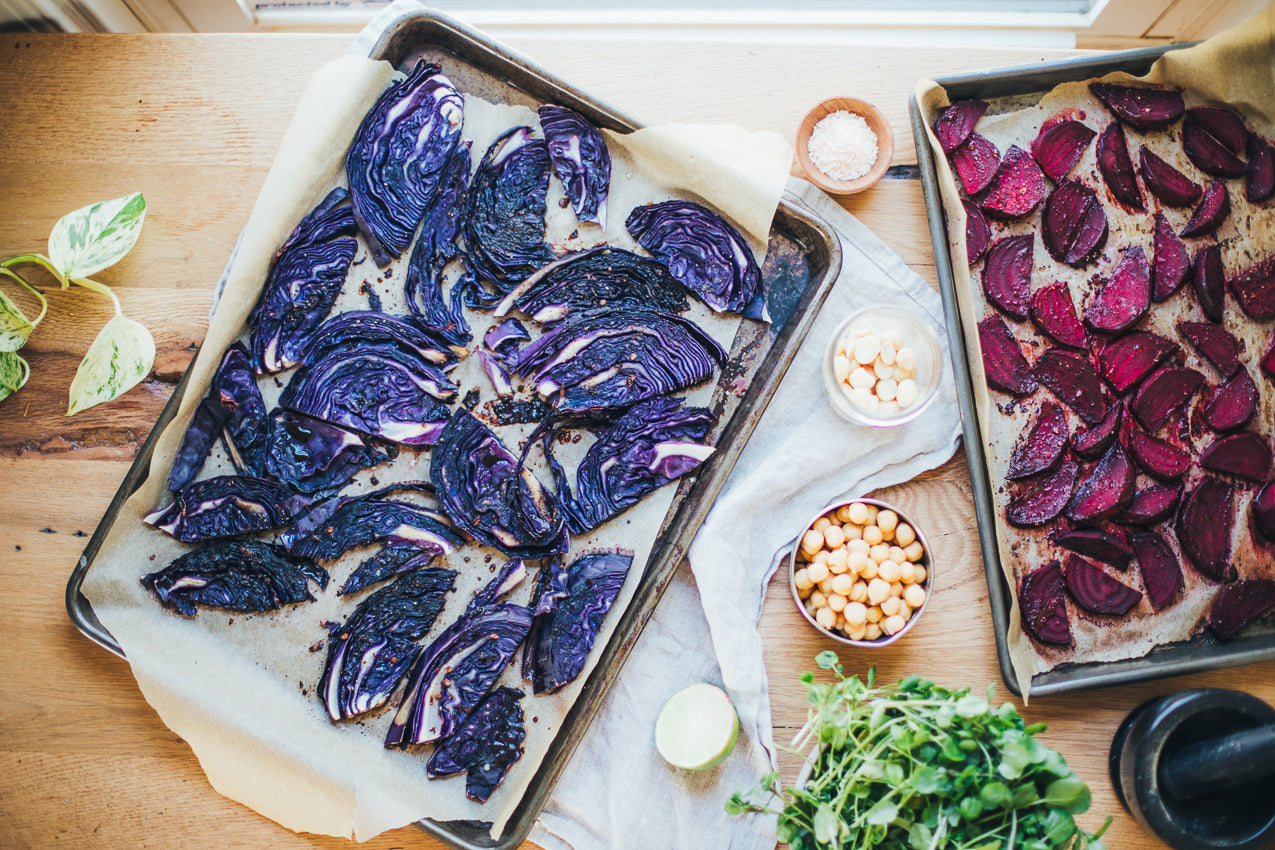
[
  {"xmin": 65, "ymin": 8, "xmax": 842, "ymax": 849},
  {"xmin": 910, "ymin": 45, "xmax": 1275, "ymax": 698}
]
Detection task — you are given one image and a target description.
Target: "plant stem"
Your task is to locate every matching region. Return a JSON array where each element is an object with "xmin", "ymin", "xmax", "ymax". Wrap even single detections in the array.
[
  {"xmin": 70, "ymin": 277, "xmax": 122, "ymax": 316},
  {"xmin": 0, "ymin": 267, "xmax": 48, "ymax": 327},
  {"xmin": 1, "ymin": 253, "xmax": 66, "ymax": 287}
]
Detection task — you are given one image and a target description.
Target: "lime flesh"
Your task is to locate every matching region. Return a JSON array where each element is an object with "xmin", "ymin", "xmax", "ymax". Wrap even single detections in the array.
[{"xmin": 654, "ymin": 682, "xmax": 739, "ymax": 770}]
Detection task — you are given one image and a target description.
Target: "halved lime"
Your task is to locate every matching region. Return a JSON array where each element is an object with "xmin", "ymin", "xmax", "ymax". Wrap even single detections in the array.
[{"xmin": 654, "ymin": 682, "xmax": 739, "ymax": 770}]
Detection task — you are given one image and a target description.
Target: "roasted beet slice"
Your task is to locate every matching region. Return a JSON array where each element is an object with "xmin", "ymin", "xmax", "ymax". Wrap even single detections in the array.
[
  {"xmin": 1180, "ymin": 180, "xmax": 1231, "ymax": 239},
  {"xmin": 1175, "ymin": 476, "xmax": 1236, "ymax": 582},
  {"xmin": 1065, "ymin": 443, "xmax": 1135, "ymax": 523},
  {"xmin": 1096, "ymin": 122, "xmax": 1145, "ymax": 211},
  {"xmin": 1151, "ymin": 213, "xmax": 1190, "ymax": 302},
  {"xmin": 1247, "ymin": 133, "xmax": 1275, "ymax": 204},
  {"xmin": 1182, "ymin": 109, "xmax": 1248, "ymax": 178},
  {"xmin": 981, "ymin": 234, "xmax": 1034, "ymax": 320},
  {"xmin": 1007, "ymin": 402, "xmax": 1069, "ymax": 480},
  {"xmin": 1035, "ymin": 349, "xmax": 1108, "ymax": 425},
  {"xmin": 1085, "ymin": 246, "xmax": 1150, "ymax": 334},
  {"xmin": 1041, "ymin": 180, "xmax": 1108, "ymax": 268},
  {"xmin": 977, "ymin": 314, "xmax": 1037, "ymax": 396},
  {"xmin": 1064, "ymin": 554, "xmax": 1141, "ymax": 615},
  {"xmin": 1031, "ymin": 119, "xmax": 1096, "ymax": 181},
  {"xmin": 962, "ymin": 199, "xmax": 991, "ymax": 264},
  {"xmin": 1054, "ymin": 527, "xmax": 1133, "ymax": 569},
  {"xmin": 1264, "ymin": 338, "xmax": 1275, "ymax": 383},
  {"xmin": 1124, "ymin": 418, "xmax": 1191, "ymax": 481},
  {"xmin": 1190, "ymin": 244, "xmax": 1227, "ymax": 322},
  {"xmin": 1115, "ymin": 481, "xmax": 1182, "ymax": 526},
  {"xmin": 1089, "ymin": 82, "xmax": 1184, "ymax": 131},
  {"xmin": 1253, "ymin": 481, "xmax": 1275, "ymax": 545},
  {"xmin": 1200, "ymin": 431, "xmax": 1272, "ymax": 483},
  {"xmin": 1030, "ymin": 282, "xmax": 1087, "ymax": 349},
  {"xmin": 1097, "ymin": 331, "xmax": 1178, "ymax": 396},
  {"xmin": 1139, "ymin": 146, "xmax": 1202, "ymax": 207},
  {"xmin": 1228, "ymin": 254, "xmax": 1275, "ymax": 320},
  {"xmin": 1129, "ymin": 530, "xmax": 1183, "ymax": 611},
  {"xmin": 952, "ymin": 132, "xmax": 1001, "ymax": 196},
  {"xmin": 1209, "ymin": 579, "xmax": 1275, "ymax": 640},
  {"xmin": 980, "ymin": 146, "xmax": 1047, "ymax": 220},
  {"xmin": 1072, "ymin": 401, "xmax": 1122, "ymax": 460},
  {"xmin": 1019, "ymin": 560, "xmax": 1072, "ymax": 645},
  {"xmin": 1203, "ymin": 369, "xmax": 1258, "ymax": 431},
  {"xmin": 1007, "ymin": 457, "xmax": 1079, "ymax": 529},
  {"xmin": 934, "ymin": 100, "xmax": 988, "ymax": 153},
  {"xmin": 1177, "ymin": 320, "xmax": 1242, "ymax": 377},
  {"xmin": 1131, "ymin": 367, "xmax": 1204, "ymax": 432}
]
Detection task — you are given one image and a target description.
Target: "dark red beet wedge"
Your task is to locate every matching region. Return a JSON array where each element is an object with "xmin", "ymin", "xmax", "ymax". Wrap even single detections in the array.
[
  {"xmin": 1139, "ymin": 146, "xmax": 1202, "ymax": 207},
  {"xmin": 1064, "ymin": 554, "xmax": 1142, "ymax": 615},
  {"xmin": 1128, "ymin": 530, "xmax": 1183, "ymax": 611},
  {"xmin": 1175, "ymin": 476, "xmax": 1237, "ymax": 582},
  {"xmin": 977, "ymin": 314, "xmax": 1037, "ymax": 397},
  {"xmin": 1035, "ymin": 349, "xmax": 1109, "ymax": 425},
  {"xmin": 1253, "ymin": 481, "xmax": 1275, "ymax": 545},
  {"xmin": 1208, "ymin": 579, "xmax": 1275, "ymax": 640},
  {"xmin": 1019, "ymin": 560, "xmax": 1073, "ymax": 645},
  {"xmin": 1089, "ymin": 82, "xmax": 1184, "ymax": 131},
  {"xmin": 1177, "ymin": 320, "xmax": 1242, "ymax": 377},
  {"xmin": 1115, "ymin": 481, "xmax": 1182, "ymax": 526},
  {"xmin": 1030, "ymin": 282, "xmax": 1087, "ymax": 349},
  {"xmin": 1182, "ymin": 108, "xmax": 1249, "ymax": 178},
  {"xmin": 1007, "ymin": 402, "xmax": 1069, "ymax": 480},
  {"xmin": 1007, "ymin": 457, "xmax": 1079, "ymax": 529},
  {"xmin": 1203, "ymin": 369, "xmax": 1258, "ymax": 432},
  {"xmin": 1041, "ymin": 180, "xmax": 1108, "ymax": 268},
  {"xmin": 1131, "ymin": 367, "xmax": 1204, "ymax": 432},
  {"xmin": 980, "ymin": 146, "xmax": 1048, "ymax": 220},
  {"xmin": 1190, "ymin": 245, "xmax": 1227, "ymax": 322},
  {"xmin": 1031, "ymin": 119, "xmax": 1096, "ymax": 181},
  {"xmin": 1053, "ymin": 527, "xmax": 1133, "ymax": 569},
  {"xmin": 1096, "ymin": 122, "xmax": 1145, "ymax": 211},
  {"xmin": 1200, "ymin": 431, "xmax": 1273, "ymax": 483},
  {"xmin": 934, "ymin": 100, "xmax": 988, "ymax": 153},
  {"xmin": 1228, "ymin": 254, "xmax": 1275, "ymax": 320},
  {"xmin": 1247, "ymin": 133, "xmax": 1275, "ymax": 204},
  {"xmin": 1123, "ymin": 417, "xmax": 1191, "ymax": 481},
  {"xmin": 952, "ymin": 132, "xmax": 1001, "ymax": 196},
  {"xmin": 963, "ymin": 199, "xmax": 991, "ymax": 264},
  {"xmin": 1065, "ymin": 443, "xmax": 1135, "ymax": 523},
  {"xmin": 981, "ymin": 234, "xmax": 1035, "ymax": 320},
  {"xmin": 1085, "ymin": 246, "xmax": 1150, "ymax": 335},
  {"xmin": 1151, "ymin": 212, "xmax": 1190, "ymax": 302},
  {"xmin": 1072, "ymin": 400, "xmax": 1123, "ymax": 460},
  {"xmin": 1097, "ymin": 331, "xmax": 1178, "ymax": 396},
  {"xmin": 1263, "ymin": 338, "xmax": 1275, "ymax": 383},
  {"xmin": 1179, "ymin": 180, "xmax": 1231, "ymax": 239}
]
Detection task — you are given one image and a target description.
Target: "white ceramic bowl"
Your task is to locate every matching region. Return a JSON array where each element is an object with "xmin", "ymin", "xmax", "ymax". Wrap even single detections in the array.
[{"xmin": 822, "ymin": 304, "xmax": 942, "ymax": 427}]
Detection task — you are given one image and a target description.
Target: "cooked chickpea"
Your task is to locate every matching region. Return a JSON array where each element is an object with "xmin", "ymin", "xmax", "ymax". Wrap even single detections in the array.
[
  {"xmin": 827, "ymin": 593, "xmax": 847, "ymax": 613},
  {"xmin": 888, "ymin": 545, "xmax": 908, "ymax": 564},
  {"xmin": 819, "ymin": 577, "xmax": 835, "ymax": 595},
  {"xmin": 863, "ymin": 524, "xmax": 884, "ymax": 546},
  {"xmin": 842, "ymin": 522, "xmax": 863, "ymax": 541},
  {"xmin": 807, "ymin": 561, "xmax": 829, "ymax": 584},
  {"xmin": 904, "ymin": 541, "xmax": 925, "ymax": 563},
  {"xmin": 846, "ymin": 502, "xmax": 870, "ymax": 525},
  {"xmin": 826, "ymin": 547, "xmax": 848, "ymax": 573},
  {"xmin": 869, "ymin": 543, "xmax": 890, "ymax": 565},
  {"xmin": 812, "ymin": 549, "xmax": 829, "ymax": 564},
  {"xmin": 889, "ymin": 581, "xmax": 904, "ymax": 598},
  {"xmin": 898, "ymin": 602, "xmax": 912, "ymax": 621},
  {"xmin": 904, "ymin": 583, "xmax": 927, "ymax": 609},
  {"xmin": 899, "ymin": 561, "xmax": 917, "ymax": 585},
  {"xmin": 867, "ymin": 577, "xmax": 891, "ymax": 605},
  {"xmin": 835, "ymin": 504, "xmax": 853, "ymax": 523},
  {"xmin": 847, "ymin": 537, "xmax": 870, "ymax": 555},
  {"xmin": 847, "ymin": 623, "xmax": 868, "ymax": 641},
  {"xmin": 801, "ymin": 529, "xmax": 824, "ymax": 555},
  {"xmin": 813, "ymin": 517, "xmax": 831, "ymax": 532},
  {"xmin": 823, "ymin": 524, "xmax": 845, "ymax": 549},
  {"xmin": 864, "ymin": 622, "xmax": 883, "ymax": 640},
  {"xmin": 816, "ymin": 606, "xmax": 836, "ymax": 630},
  {"xmin": 830, "ymin": 574, "xmax": 855, "ymax": 596},
  {"xmin": 882, "ymin": 614, "xmax": 907, "ymax": 636},
  {"xmin": 877, "ymin": 560, "xmax": 901, "ymax": 583},
  {"xmin": 860, "ymin": 560, "xmax": 879, "ymax": 580},
  {"xmin": 880, "ymin": 596, "xmax": 902, "ymax": 617},
  {"xmin": 913, "ymin": 566, "xmax": 927, "ymax": 583},
  {"xmin": 847, "ymin": 551, "xmax": 870, "ymax": 575},
  {"xmin": 849, "ymin": 581, "xmax": 869, "ymax": 603},
  {"xmin": 876, "ymin": 510, "xmax": 898, "ymax": 535},
  {"xmin": 809, "ymin": 591, "xmax": 826, "ymax": 610},
  {"xmin": 844, "ymin": 601, "xmax": 868, "ymax": 626},
  {"xmin": 795, "ymin": 568, "xmax": 813, "ymax": 593},
  {"xmin": 895, "ymin": 523, "xmax": 916, "ymax": 548},
  {"xmin": 865, "ymin": 605, "xmax": 883, "ymax": 623},
  {"xmin": 864, "ymin": 505, "xmax": 879, "ymax": 524}
]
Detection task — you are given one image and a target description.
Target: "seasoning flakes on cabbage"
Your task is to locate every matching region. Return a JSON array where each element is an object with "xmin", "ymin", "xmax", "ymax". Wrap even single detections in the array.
[
  {"xmin": 538, "ymin": 104, "xmax": 610, "ymax": 228},
  {"xmin": 430, "ymin": 408, "xmax": 569, "ymax": 558},
  {"xmin": 523, "ymin": 549, "xmax": 634, "ymax": 694},
  {"xmin": 625, "ymin": 199, "xmax": 767, "ymax": 320},
  {"xmin": 508, "ymin": 309, "xmax": 726, "ymax": 414},
  {"xmin": 287, "ymin": 487, "xmax": 463, "ymax": 562},
  {"xmin": 146, "ymin": 475, "xmax": 308, "ymax": 543},
  {"xmin": 346, "ymin": 61, "xmax": 465, "ymax": 266},
  {"xmin": 319, "ymin": 567, "xmax": 457, "ymax": 720},
  {"xmin": 265, "ymin": 409, "xmax": 396, "ymax": 495},
  {"xmin": 248, "ymin": 188, "xmax": 359, "ymax": 373},
  {"xmin": 425, "ymin": 686, "xmax": 526, "ymax": 802},
  {"xmin": 405, "ymin": 142, "xmax": 474, "ymax": 347},
  {"xmin": 338, "ymin": 544, "xmax": 439, "ymax": 596},
  {"xmin": 141, "ymin": 539, "xmax": 328, "ymax": 617},
  {"xmin": 169, "ymin": 343, "xmax": 270, "ymax": 491},
  {"xmin": 300, "ymin": 310, "xmax": 464, "ymax": 367}
]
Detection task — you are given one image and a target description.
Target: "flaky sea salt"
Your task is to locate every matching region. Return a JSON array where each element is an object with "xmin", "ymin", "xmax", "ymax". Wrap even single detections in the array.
[{"xmin": 807, "ymin": 110, "xmax": 878, "ymax": 181}]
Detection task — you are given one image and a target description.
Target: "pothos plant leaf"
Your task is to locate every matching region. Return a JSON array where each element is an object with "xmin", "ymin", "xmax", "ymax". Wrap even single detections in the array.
[
  {"xmin": 0, "ymin": 351, "xmax": 30, "ymax": 402},
  {"xmin": 0, "ymin": 288, "xmax": 34, "ymax": 352},
  {"xmin": 67, "ymin": 313, "xmax": 155, "ymax": 415},
  {"xmin": 47, "ymin": 192, "xmax": 147, "ymax": 282}
]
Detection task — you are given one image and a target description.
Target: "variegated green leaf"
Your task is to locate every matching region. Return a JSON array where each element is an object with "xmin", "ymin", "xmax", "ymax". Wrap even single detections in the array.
[
  {"xmin": 67, "ymin": 313, "xmax": 155, "ymax": 415},
  {"xmin": 0, "ymin": 350, "xmax": 30, "ymax": 403},
  {"xmin": 0, "ymin": 287, "xmax": 34, "ymax": 352},
  {"xmin": 48, "ymin": 193, "xmax": 147, "ymax": 281}
]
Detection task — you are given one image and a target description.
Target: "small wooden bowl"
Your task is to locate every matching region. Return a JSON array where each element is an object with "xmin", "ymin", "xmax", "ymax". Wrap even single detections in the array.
[{"xmin": 795, "ymin": 97, "xmax": 894, "ymax": 197}]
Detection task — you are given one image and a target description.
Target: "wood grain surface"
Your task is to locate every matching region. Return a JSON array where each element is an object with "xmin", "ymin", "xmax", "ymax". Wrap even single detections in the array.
[{"xmin": 2, "ymin": 31, "xmax": 1273, "ymax": 850}]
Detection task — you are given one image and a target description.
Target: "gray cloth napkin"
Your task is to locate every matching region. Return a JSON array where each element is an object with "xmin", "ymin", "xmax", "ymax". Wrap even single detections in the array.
[{"xmin": 529, "ymin": 178, "xmax": 964, "ymax": 849}]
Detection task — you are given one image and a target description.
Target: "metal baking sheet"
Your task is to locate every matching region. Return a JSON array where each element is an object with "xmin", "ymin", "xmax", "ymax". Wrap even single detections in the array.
[
  {"xmin": 65, "ymin": 9, "xmax": 842, "ymax": 849},
  {"xmin": 909, "ymin": 45, "xmax": 1275, "ymax": 698}
]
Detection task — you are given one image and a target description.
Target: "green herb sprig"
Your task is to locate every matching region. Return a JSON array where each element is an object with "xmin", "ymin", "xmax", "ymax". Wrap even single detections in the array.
[
  {"xmin": 728, "ymin": 652, "xmax": 1111, "ymax": 850},
  {"xmin": 0, "ymin": 193, "xmax": 155, "ymax": 414}
]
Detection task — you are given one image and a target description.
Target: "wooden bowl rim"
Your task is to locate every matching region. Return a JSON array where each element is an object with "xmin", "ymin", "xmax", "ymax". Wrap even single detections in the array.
[{"xmin": 795, "ymin": 96, "xmax": 894, "ymax": 197}]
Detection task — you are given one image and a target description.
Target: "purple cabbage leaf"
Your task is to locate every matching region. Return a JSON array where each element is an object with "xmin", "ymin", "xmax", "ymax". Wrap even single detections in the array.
[
  {"xmin": 404, "ymin": 142, "xmax": 474, "ymax": 347},
  {"xmin": 169, "ymin": 343, "xmax": 270, "ymax": 491},
  {"xmin": 538, "ymin": 104, "xmax": 611, "ymax": 228},
  {"xmin": 265, "ymin": 409, "xmax": 396, "ymax": 495},
  {"xmin": 287, "ymin": 487, "xmax": 463, "ymax": 562},
  {"xmin": 425, "ymin": 686, "xmax": 526, "ymax": 802},
  {"xmin": 300, "ymin": 310, "xmax": 464, "ymax": 367},
  {"xmin": 141, "ymin": 540, "xmax": 327, "ymax": 616},
  {"xmin": 146, "ymin": 475, "xmax": 308, "ymax": 543}
]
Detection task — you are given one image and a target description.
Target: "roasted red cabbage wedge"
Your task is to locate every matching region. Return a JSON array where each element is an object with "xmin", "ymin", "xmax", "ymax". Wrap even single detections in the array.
[
  {"xmin": 1128, "ymin": 530, "xmax": 1182, "ymax": 611},
  {"xmin": 1139, "ymin": 147, "xmax": 1202, "ymax": 207},
  {"xmin": 1182, "ymin": 107, "xmax": 1249, "ymax": 179},
  {"xmin": 1030, "ymin": 118, "xmax": 1095, "ymax": 182},
  {"xmin": 1228, "ymin": 254, "xmax": 1275, "ymax": 320},
  {"xmin": 981, "ymin": 234, "xmax": 1035, "ymax": 320},
  {"xmin": 1064, "ymin": 443, "xmax": 1135, "ymax": 523},
  {"xmin": 1006, "ymin": 402, "xmax": 1069, "ymax": 481},
  {"xmin": 146, "ymin": 475, "xmax": 308, "ymax": 543},
  {"xmin": 288, "ymin": 488, "xmax": 463, "ymax": 562},
  {"xmin": 1209, "ymin": 579, "xmax": 1275, "ymax": 640},
  {"xmin": 1200, "ymin": 431, "xmax": 1272, "ymax": 483},
  {"xmin": 1064, "ymin": 554, "xmax": 1141, "ymax": 615},
  {"xmin": 979, "ymin": 145, "xmax": 1047, "ymax": 220},
  {"xmin": 1053, "ymin": 527, "xmax": 1133, "ymax": 569},
  {"xmin": 1041, "ymin": 180, "xmax": 1108, "ymax": 268},
  {"xmin": 495, "ymin": 245, "xmax": 687, "ymax": 323},
  {"xmin": 951, "ymin": 132, "xmax": 1001, "ymax": 196},
  {"xmin": 1097, "ymin": 331, "xmax": 1179, "ymax": 396},
  {"xmin": 170, "ymin": 344, "xmax": 270, "ymax": 491},
  {"xmin": 539, "ymin": 104, "xmax": 611, "ymax": 228},
  {"xmin": 1096, "ymin": 121, "xmax": 1145, "ymax": 211},
  {"xmin": 1084, "ymin": 246, "xmax": 1151, "ymax": 335},
  {"xmin": 1179, "ymin": 180, "xmax": 1231, "ymax": 239},
  {"xmin": 425, "ymin": 686, "xmax": 526, "ymax": 803},
  {"xmin": 402, "ymin": 141, "xmax": 474, "ymax": 347},
  {"xmin": 976, "ymin": 314, "xmax": 1037, "ymax": 396},
  {"xmin": 1151, "ymin": 212, "xmax": 1190, "ymax": 302},
  {"xmin": 1006, "ymin": 456, "xmax": 1078, "ymax": 528},
  {"xmin": 1089, "ymin": 82, "xmax": 1184, "ymax": 131},
  {"xmin": 141, "ymin": 540, "xmax": 328, "ymax": 617},
  {"xmin": 1034, "ymin": 348, "xmax": 1109, "ymax": 425},
  {"xmin": 266, "ymin": 409, "xmax": 396, "ymax": 496},
  {"xmin": 1019, "ymin": 560, "xmax": 1072, "ymax": 646},
  {"xmin": 1175, "ymin": 476, "xmax": 1237, "ymax": 582},
  {"xmin": 1030, "ymin": 282, "xmax": 1087, "ymax": 350},
  {"xmin": 933, "ymin": 99, "xmax": 987, "ymax": 153},
  {"xmin": 338, "ymin": 545, "xmax": 439, "ymax": 597}
]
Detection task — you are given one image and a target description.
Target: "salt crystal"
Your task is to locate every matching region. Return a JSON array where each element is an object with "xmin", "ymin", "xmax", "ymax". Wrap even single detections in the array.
[{"xmin": 807, "ymin": 110, "xmax": 878, "ymax": 181}]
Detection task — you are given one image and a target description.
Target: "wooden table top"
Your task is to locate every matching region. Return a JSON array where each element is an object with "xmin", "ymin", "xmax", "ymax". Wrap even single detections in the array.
[{"xmin": 2, "ymin": 31, "xmax": 1272, "ymax": 850}]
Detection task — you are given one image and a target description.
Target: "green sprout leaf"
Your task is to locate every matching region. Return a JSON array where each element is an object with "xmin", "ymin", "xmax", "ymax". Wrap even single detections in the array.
[
  {"xmin": 66, "ymin": 313, "xmax": 155, "ymax": 415},
  {"xmin": 47, "ymin": 192, "xmax": 146, "ymax": 282},
  {"xmin": 0, "ymin": 350, "xmax": 30, "ymax": 402},
  {"xmin": 0, "ymin": 287, "xmax": 34, "ymax": 352}
]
